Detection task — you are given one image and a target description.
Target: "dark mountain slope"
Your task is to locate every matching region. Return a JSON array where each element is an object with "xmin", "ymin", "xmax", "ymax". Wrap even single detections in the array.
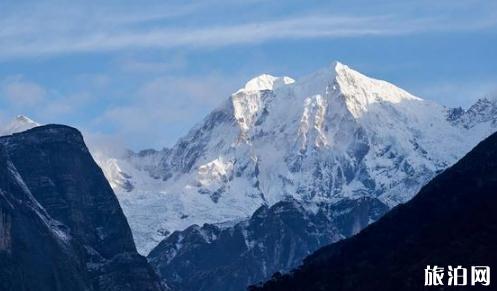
[
  {"xmin": 252, "ymin": 131, "xmax": 497, "ymax": 291},
  {"xmin": 0, "ymin": 145, "xmax": 90, "ymax": 291},
  {"xmin": 148, "ymin": 197, "xmax": 388, "ymax": 291},
  {"xmin": 1, "ymin": 125, "xmax": 135, "ymax": 257},
  {"xmin": 0, "ymin": 125, "xmax": 162, "ymax": 291}
]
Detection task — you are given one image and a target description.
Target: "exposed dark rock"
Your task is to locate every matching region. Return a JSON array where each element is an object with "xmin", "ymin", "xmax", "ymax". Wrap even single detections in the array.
[
  {"xmin": 148, "ymin": 196, "xmax": 388, "ymax": 291},
  {"xmin": 0, "ymin": 145, "xmax": 90, "ymax": 291},
  {"xmin": 0, "ymin": 125, "xmax": 163, "ymax": 291}
]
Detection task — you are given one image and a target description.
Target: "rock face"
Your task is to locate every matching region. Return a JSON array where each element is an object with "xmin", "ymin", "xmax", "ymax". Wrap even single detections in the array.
[
  {"xmin": 0, "ymin": 145, "xmax": 89, "ymax": 291},
  {"xmin": 252, "ymin": 131, "xmax": 497, "ymax": 291},
  {"xmin": 148, "ymin": 197, "xmax": 388, "ymax": 291},
  {"xmin": 448, "ymin": 97, "xmax": 497, "ymax": 128},
  {"xmin": 0, "ymin": 125, "xmax": 163, "ymax": 291}
]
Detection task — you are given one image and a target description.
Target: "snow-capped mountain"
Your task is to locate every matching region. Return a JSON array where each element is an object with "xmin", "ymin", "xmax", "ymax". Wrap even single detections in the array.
[
  {"xmin": 4, "ymin": 62, "xmax": 495, "ymax": 290},
  {"xmin": 0, "ymin": 115, "xmax": 40, "ymax": 136},
  {"xmin": 98, "ymin": 61, "xmax": 497, "ymax": 254}
]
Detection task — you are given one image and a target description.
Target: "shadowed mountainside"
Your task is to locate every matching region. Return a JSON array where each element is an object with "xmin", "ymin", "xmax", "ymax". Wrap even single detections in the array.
[
  {"xmin": 0, "ymin": 125, "xmax": 163, "ymax": 291},
  {"xmin": 252, "ymin": 131, "xmax": 497, "ymax": 291}
]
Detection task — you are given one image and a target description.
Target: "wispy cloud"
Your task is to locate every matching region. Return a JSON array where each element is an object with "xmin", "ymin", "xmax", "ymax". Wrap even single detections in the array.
[
  {"xmin": 116, "ymin": 54, "xmax": 187, "ymax": 74},
  {"xmin": 1, "ymin": 0, "xmax": 496, "ymax": 150},
  {"xmin": 1, "ymin": 0, "xmax": 496, "ymax": 59},
  {"xmin": 0, "ymin": 74, "xmax": 104, "ymax": 122}
]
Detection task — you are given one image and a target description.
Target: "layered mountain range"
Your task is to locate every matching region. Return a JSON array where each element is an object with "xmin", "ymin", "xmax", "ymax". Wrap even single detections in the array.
[
  {"xmin": 148, "ymin": 197, "xmax": 387, "ymax": 291},
  {"xmin": 252, "ymin": 128, "xmax": 497, "ymax": 291},
  {"xmin": 92, "ymin": 62, "xmax": 497, "ymax": 256},
  {"xmin": 3, "ymin": 61, "xmax": 496, "ymax": 291}
]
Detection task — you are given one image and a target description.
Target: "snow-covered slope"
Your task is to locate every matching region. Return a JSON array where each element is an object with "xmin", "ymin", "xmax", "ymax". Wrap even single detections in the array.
[
  {"xmin": 97, "ymin": 62, "xmax": 497, "ymax": 254},
  {"xmin": 0, "ymin": 115, "xmax": 40, "ymax": 136}
]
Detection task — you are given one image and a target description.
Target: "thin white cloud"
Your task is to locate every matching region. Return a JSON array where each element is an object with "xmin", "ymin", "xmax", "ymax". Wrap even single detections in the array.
[
  {"xmin": 1, "ymin": 0, "xmax": 496, "ymax": 151},
  {"xmin": 0, "ymin": 74, "xmax": 104, "ymax": 121},
  {"xmin": 0, "ymin": 1, "xmax": 496, "ymax": 59},
  {"xmin": 0, "ymin": 15, "xmax": 380, "ymax": 58},
  {"xmin": 116, "ymin": 54, "xmax": 187, "ymax": 74}
]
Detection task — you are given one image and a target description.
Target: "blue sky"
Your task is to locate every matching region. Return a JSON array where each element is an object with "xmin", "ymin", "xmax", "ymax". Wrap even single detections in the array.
[{"xmin": 0, "ymin": 0, "xmax": 496, "ymax": 150}]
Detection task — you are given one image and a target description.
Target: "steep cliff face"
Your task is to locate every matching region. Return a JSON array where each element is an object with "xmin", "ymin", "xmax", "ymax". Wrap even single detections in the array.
[
  {"xmin": 1, "ymin": 125, "xmax": 136, "ymax": 258},
  {"xmin": 0, "ymin": 125, "xmax": 163, "ymax": 291},
  {"xmin": 148, "ymin": 197, "xmax": 388, "ymax": 291},
  {"xmin": 252, "ymin": 131, "xmax": 497, "ymax": 291},
  {"xmin": 0, "ymin": 144, "xmax": 90, "ymax": 291}
]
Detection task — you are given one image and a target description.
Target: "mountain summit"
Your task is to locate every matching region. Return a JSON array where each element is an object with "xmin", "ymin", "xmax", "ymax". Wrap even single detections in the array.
[
  {"xmin": 235, "ymin": 73, "xmax": 294, "ymax": 94},
  {"xmin": 97, "ymin": 61, "xmax": 497, "ymax": 255},
  {"xmin": 0, "ymin": 115, "xmax": 40, "ymax": 136}
]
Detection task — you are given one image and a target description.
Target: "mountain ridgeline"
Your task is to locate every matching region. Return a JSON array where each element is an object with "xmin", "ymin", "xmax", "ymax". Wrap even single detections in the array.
[
  {"xmin": 0, "ymin": 125, "xmax": 163, "ymax": 291},
  {"xmin": 2, "ymin": 61, "xmax": 497, "ymax": 291},
  {"xmin": 252, "ymin": 131, "xmax": 497, "ymax": 291},
  {"xmin": 148, "ymin": 197, "xmax": 388, "ymax": 291},
  {"xmin": 97, "ymin": 62, "xmax": 497, "ymax": 255},
  {"xmin": 100, "ymin": 62, "xmax": 497, "ymax": 290}
]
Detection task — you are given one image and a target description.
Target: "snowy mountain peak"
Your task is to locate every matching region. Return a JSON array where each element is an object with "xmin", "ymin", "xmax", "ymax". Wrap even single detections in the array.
[
  {"xmin": 448, "ymin": 96, "xmax": 497, "ymax": 129},
  {"xmin": 236, "ymin": 74, "xmax": 294, "ymax": 94},
  {"xmin": 15, "ymin": 115, "xmax": 35, "ymax": 123},
  {"xmin": 99, "ymin": 61, "xmax": 497, "ymax": 254},
  {"xmin": 331, "ymin": 62, "xmax": 423, "ymax": 118},
  {"xmin": 331, "ymin": 60, "xmax": 348, "ymax": 72},
  {"xmin": 231, "ymin": 74, "xmax": 294, "ymax": 136},
  {"xmin": 1, "ymin": 115, "xmax": 40, "ymax": 136}
]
